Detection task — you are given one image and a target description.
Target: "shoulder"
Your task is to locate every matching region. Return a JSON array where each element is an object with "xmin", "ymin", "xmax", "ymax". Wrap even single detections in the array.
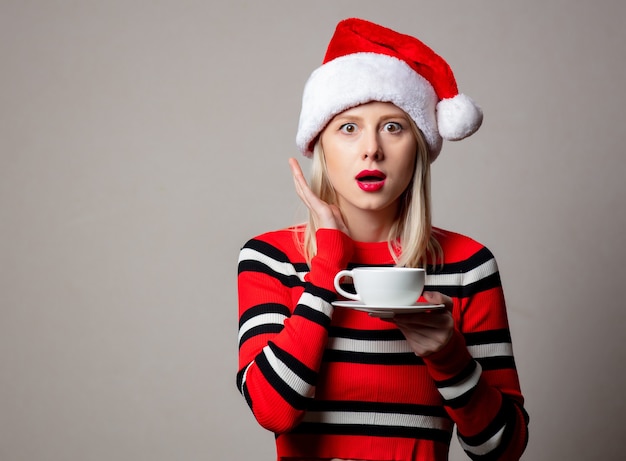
[
  {"xmin": 429, "ymin": 228, "xmax": 503, "ymax": 295},
  {"xmin": 240, "ymin": 225, "xmax": 306, "ymax": 263},
  {"xmin": 432, "ymin": 227, "xmax": 496, "ymax": 266}
]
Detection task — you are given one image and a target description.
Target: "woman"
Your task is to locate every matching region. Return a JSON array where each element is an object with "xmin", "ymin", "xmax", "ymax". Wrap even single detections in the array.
[{"xmin": 237, "ymin": 18, "xmax": 529, "ymax": 461}]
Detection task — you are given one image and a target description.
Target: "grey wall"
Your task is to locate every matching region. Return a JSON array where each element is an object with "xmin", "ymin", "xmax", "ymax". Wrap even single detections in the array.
[{"xmin": 1, "ymin": 1, "xmax": 624, "ymax": 460}]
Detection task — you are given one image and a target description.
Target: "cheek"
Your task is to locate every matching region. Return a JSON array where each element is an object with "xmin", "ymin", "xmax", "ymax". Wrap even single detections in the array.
[
  {"xmin": 323, "ymin": 157, "xmax": 340, "ymax": 185},
  {"xmin": 399, "ymin": 170, "xmax": 415, "ymax": 195},
  {"xmin": 322, "ymin": 149, "xmax": 349, "ymax": 188},
  {"xmin": 399, "ymin": 152, "xmax": 418, "ymax": 188}
]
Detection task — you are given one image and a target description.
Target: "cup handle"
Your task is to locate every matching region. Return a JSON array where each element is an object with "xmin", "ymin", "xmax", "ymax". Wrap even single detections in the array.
[{"xmin": 333, "ymin": 270, "xmax": 360, "ymax": 302}]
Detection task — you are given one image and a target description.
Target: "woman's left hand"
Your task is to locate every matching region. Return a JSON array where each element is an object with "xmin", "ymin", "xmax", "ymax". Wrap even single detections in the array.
[{"xmin": 389, "ymin": 291, "xmax": 455, "ymax": 357}]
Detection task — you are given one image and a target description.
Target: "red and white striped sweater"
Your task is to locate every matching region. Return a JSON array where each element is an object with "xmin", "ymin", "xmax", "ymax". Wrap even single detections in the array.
[{"xmin": 237, "ymin": 226, "xmax": 528, "ymax": 460}]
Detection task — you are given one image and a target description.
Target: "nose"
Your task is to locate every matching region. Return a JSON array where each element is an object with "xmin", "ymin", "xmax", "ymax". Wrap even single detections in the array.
[{"xmin": 362, "ymin": 131, "xmax": 383, "ymax": 161}]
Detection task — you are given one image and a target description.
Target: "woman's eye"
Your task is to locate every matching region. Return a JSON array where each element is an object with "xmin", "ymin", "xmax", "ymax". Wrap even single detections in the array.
[
  {"xmin": 384, "ymin": 122, "xmax": 403, "ymax": 133},
  {"xmin": 340, "ymin": 123, "xmax": 357, "ymax": 134}
]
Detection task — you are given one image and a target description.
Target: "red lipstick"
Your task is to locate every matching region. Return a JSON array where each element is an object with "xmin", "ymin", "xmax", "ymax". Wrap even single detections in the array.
[{"xmin": 356, "ymin": 170, "xmax": 386, "ymax": 192}]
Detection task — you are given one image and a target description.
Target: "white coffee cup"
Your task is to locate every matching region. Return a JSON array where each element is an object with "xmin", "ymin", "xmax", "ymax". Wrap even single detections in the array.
[{"xmin": 333, "ymin": 267, "xmax": 426, "ymax": 306}]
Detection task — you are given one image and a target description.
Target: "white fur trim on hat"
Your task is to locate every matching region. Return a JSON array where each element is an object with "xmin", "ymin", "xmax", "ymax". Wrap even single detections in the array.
[{"xmin": 296, "ymin": 53, "xmax": 442, "ymax": 160}]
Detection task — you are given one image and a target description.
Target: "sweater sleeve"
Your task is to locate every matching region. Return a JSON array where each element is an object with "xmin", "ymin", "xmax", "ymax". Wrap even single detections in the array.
[
  {"xmin": 422, "ymin": 249, "xmax": 529, "ymax": 460},
  {"xmin": 236, "ymin": 229, "xmax": 353, "ymax": 433}
]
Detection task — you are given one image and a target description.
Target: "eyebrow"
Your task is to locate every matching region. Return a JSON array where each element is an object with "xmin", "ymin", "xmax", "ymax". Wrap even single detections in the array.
[{"xmin": 332, "ymin": 112, "xmax": 409, "ymax": 123}]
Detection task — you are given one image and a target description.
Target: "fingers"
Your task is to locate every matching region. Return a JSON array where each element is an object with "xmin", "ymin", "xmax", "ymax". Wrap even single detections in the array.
[
  {"xmin": 288, "ymin": 157, "xmax": 306, "ymax": 188},
  {"xmin": 396, "ymin": 324, "xmax": 453, "ymax": 357},
  {"xmin": 288, "ymin": 157, "xmax": 312, "ymax": 207},
  {"xmin": 288, "ymin": 158, "xmax": 348, "ymax": 233},
  {"xmin": 393, "ymin": 310, "xmax": 453, "ymax": 329},
  {"xmin": 288, "ymin": 157, "xmax": 303, "ymax": 176},
  {"xmin": 289, "ymin": 158, "xmax": 320, "ymax": 210},
  {"xmin": 393, "ymin": 310, "xmax": 454, "ymax": 356},
  {"xmin": 423, "ymin": 291, "xmax": 453, "ymax": 311},
  {"xmin": 373, "ymin": 292, "xmax": 455, "ymax": 356}
]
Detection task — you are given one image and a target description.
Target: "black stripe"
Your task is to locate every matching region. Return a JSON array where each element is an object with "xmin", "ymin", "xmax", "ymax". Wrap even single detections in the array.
[
  {"xmin": 238, "ymin": 260, "xmax": 304, "ymax": 289},
  {"xmin": 435, "ymin": 359, "xmax": 478, "ymax": 389},
  {"xmin": 444, "ymin": 386, "xmax": 477, "ymax": 409},
  {"xmin": 294, "ymin": 303, "xmax": 332, "ymax": 328},
  {"xmin": 427, "ymin": 247, "xmax": 495, "ymax": 275},
  {"xmin": 304, "ymin": 282, "xmax": 337, "ymax": 304},
  {"xmin": 435, "ymin": 361, "xmax": 480, "ymax": 409},
  {"xmin": 425, "ymin": 247, "xmax": 502, "ymax": 299},
  {"xmin": 459, "ymin": 397, "xmax": 523, "ymax": 461},
  {"xmin": 267, "ymin": 341, "xmax": 317, "ymax": 385},
  {"xmin": 238, "ymin": 303, "xmax": 291, "ymax": 348},
  {"xmin": 242, "ymin": 238, "xmax": 310, "ymax": 272},
  {"xmin": 295, "ymin": 399, "xmax": 451, "ymax": 442},
  {"xmin": 323, "ymin": 350, "xmax": 424, "ymax": 365},
  {"xmin": 329, "ymin": 326, "xmax": 406, "ymax": 341},
  {"xmin": 236, "ymin": 368, "xmax": 253, "ymax": 410},
  {"xmin": 236, "ymin": 367, "xmax": 245, "ymax": 393},
  {"xmin": 325, "ymin": 327, "xmax": 421, "ymax": 365},
  {"xmin": 464, "ymin": 329, "xmax": 511, "ymax": 346},
  {"xmin": 463, "ymin": 329, "xmax": 516, "ymax": 370},
  {"xmin": 290, "ymin": 422, "xmax": 452, "ymax": 444},
  {"xmin": 476, "ymin": 356, "xmax": 516, "ymax": 371},
  {"xmin": 459, "ymin": 394, "xmax": 509, "ymax": 446},
  {"xmin": 239, "ymin": 324, "xmax": 284, "ymax": 349},
  {"xmin": 242, "ymin": 384, "xmax": 253, "ymax": 410},
  {"xmin": 309, "ymin": 399, "xmax": 449, "ymax": 417},
  {"xmin": 255, "ymin": 349, "xmax": 310, "ymax": 410},
  {"xmin": 239, "ymin": 303, "xmax": 291, "ymax": 328},
  {"xmin": 426, "ymin": 271, "xmax": 501, "ymax": 299},
  {"xmin": 241, "ymin": 239, "xmax": 292, "ymax": 263}
]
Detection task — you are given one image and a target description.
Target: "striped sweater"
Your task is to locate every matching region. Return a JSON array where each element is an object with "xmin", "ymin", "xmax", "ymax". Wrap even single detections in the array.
[{"xmin": 237, "ymin": 226, "xmax": 528, "ymax": 460}]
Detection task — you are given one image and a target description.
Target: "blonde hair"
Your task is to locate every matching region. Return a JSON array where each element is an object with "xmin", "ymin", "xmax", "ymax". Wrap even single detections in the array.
[{"xmin": 302, "ymin": 120, "xmax": 442, "ymax": 268}]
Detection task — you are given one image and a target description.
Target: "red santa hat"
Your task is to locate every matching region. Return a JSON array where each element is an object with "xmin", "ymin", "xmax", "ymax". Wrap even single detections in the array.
[{"xmin": 296, "ymin": 18, "xmax": 483, "ymax": 162}]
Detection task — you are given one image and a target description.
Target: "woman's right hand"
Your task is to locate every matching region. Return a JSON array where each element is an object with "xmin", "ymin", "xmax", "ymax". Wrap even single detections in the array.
[{"xmin": 288, "ymin": 157, "xmax": 350, "ymax": 235}]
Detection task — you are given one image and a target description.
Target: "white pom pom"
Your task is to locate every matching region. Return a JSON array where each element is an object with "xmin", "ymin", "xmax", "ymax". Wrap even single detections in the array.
[{"xmin": 437, "ymin": 94, "xmax": 483, "ymax": 141}]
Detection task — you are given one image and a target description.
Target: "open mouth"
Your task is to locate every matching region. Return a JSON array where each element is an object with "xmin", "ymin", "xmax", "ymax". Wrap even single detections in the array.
[
  {"xmin": 358, "ymin": 175, "xmax": 384, "ymax": 182},
  {"xmin": 356, "ymin": 170, "xmax": 386, "ymax": 182},
  {"xmin": 356, "ymin": 170, "xmax": 386, "ymax": 191}
]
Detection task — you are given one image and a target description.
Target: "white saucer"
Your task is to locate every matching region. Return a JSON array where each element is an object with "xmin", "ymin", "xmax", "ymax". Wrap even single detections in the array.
[{"xmin": 332, "ymin": 301, "xmax": 445, "ymax": 318}]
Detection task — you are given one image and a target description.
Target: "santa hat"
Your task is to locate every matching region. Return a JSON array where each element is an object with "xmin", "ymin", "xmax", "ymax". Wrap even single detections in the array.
[{"xmin": 296, "ymin": 18, "xmax": 483, "ymax": 162}]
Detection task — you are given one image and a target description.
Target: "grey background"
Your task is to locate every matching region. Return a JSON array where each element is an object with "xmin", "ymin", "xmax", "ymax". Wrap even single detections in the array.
[{"xmin": 1, "ymin": 1, "xmax": 625, "ymax": 460}]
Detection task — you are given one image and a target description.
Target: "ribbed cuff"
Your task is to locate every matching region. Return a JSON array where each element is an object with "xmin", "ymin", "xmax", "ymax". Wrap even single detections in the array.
[
  {"xmin": 306, "ymin": 229, "xmax": 354, "ymax": 292},
  {"xmin": 422, "ymin": 329, "xmax": 473, "ymax": 381}
]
